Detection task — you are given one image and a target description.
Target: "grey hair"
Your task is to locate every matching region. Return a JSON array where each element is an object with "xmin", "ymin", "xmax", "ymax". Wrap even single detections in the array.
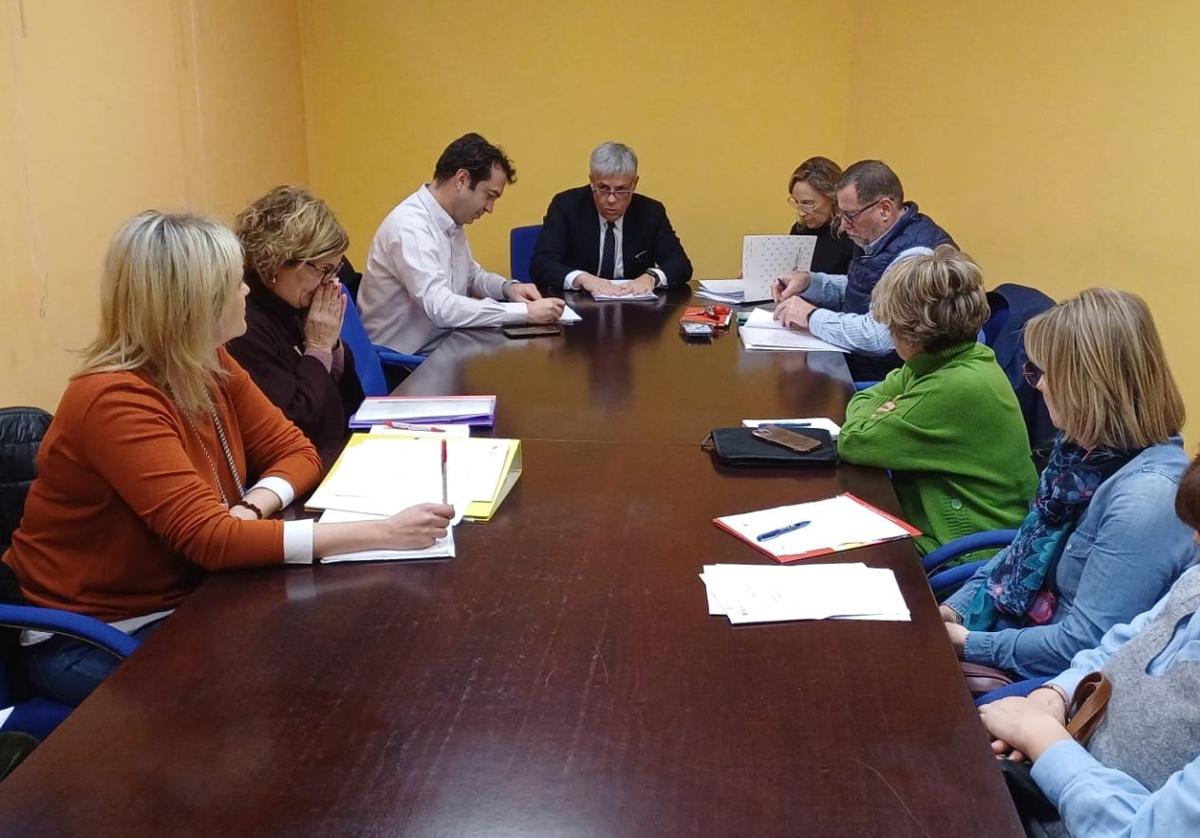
[{"xmin": 589, "ymin": 142, "xmax": 638, "ymax": 178}]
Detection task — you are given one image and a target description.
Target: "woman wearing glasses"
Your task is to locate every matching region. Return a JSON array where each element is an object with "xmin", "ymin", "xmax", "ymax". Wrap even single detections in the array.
[
  {"xmin": 227, "ymin": 186, "xmax": 363, "ymax": 467},
  {"xmin": 786, "ymin": 156, "xmax": 857, "ymax": 275},
  {"xmin": 939, "ymin": 289, "xmax": 1193, "ymax": 684}
]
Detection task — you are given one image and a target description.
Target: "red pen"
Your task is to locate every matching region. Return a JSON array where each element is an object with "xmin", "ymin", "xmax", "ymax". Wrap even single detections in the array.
[{"xmin": 440, "ymin": 439, "xmax": 449, "ymax": 505}]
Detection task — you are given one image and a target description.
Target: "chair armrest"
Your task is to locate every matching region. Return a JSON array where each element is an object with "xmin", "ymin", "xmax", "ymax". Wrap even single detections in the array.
[
  {"xmin": 922, "ymin": 529, "xmax": 1018, "ymax": 574},
  {"xmin": 376, "ymin": 347, "xmax": 426, "ymax": 369},
  {"xmin": 975, "ymin": 676, "xmax": 1052, "ymax": 707},
  {"xmin": 928, "ymin": 559, "xmax": 988, "ymax": 595},
  {"xmin": 0, "ymin": 605, "xmax": 140, "ymax": 660}
]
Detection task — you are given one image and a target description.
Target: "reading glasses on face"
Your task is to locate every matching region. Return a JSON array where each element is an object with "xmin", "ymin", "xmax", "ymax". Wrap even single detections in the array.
[
  {"xmin": 788, "ymin": 197, "xmax": 819, "ymax": 212},
  {"xmin": 1022, "ymin": 360, "xmax": 1044, "ymax": 388},
  {"xmin": 591, "ymin": 186, "xmax": 635, "ymax": 198},
  {"xmin": 305, "ymin": 257, "xmax": 344, "ymax": 282},
  {"xmin": 837, "ymin": 197, "xmax": 883, "ymax": 225}
]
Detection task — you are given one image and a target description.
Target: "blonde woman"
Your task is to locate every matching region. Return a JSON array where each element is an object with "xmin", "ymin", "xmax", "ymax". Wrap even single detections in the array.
[
  {"xmin": 839, "ymin": 246, "xmax": 1038, "ymax": 555},
  {"xmin": 227, "ymin": 186, "xmax": 362, "ymax": 467},
  {"xmin": 940, "ymin": 288, "xmax": 1192, "ymax": 680},
  {"xmin": 785, "ymin": 156, "xmax": 857, "ymax": 275},
  {"xmin": 2, "ymin": 211, "xmax": 453, "ymax": 705}
]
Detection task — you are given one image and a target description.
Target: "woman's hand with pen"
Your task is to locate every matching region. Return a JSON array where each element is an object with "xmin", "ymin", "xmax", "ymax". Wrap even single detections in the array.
[{"xmin": 378, "ymin": 503, "xmax": 455, "ymax": 549}]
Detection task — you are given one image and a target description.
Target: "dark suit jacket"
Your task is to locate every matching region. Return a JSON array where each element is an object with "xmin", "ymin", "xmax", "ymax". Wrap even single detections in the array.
[{"xmin": 531, "ymin": 186, "xmax": 693, "ymax": 292}]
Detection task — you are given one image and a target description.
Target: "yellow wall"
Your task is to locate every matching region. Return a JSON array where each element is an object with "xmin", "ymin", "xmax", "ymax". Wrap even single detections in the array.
[
  {"xmin": 6, "ymin": 0, "xmax": 1199, "ymax": 430},
  {"xmin": 0, "ymin": 0, "xmax": 308, "ymax": 410},
  {"xmin": 299, "ymin": 0, "xmax": 853, "ymax": 280},
  {"xmin": 844, "ymin": 0, "xmax": 1200, "ymax": 437}
]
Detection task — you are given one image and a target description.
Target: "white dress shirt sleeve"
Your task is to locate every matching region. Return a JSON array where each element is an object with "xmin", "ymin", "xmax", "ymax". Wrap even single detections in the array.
[
  {"xmin": 563, "ymin": 270, "xmax": 585, "ymax": 290},
  {"xmin": 394, "ymin": 224, "xmax": 526, "ymax": 328},
  {"xmin": 282, "ymin": 519, "xmax": 315, "ymax": 565}
]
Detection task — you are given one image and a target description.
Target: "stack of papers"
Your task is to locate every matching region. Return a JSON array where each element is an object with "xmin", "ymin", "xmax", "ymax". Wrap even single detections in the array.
[
  {"xmin": 714, "ymin": 493, "xmax": 920, "ymax": 563},
  {"xmin": 742, "ymin": 417, "xmax": 842, "ymax": 440},
  {"xmin": 591, "ymin": 279, "xmax": 658, "ymax": 301},
  {"xmin": 738, "ymin": 308, "xmax": 847, "ymax": 353},
  {"xmin": 700, "ymin": 563, "xmax": 910, "ymax": 623},
  {"xmin": 693, "ymin": 279, "xmax": 745, "ymax": 305},
  {"xmin": 307, "ymin": 433, "xmax": 522, "ymax": 523},
  {"xmin": 348, "ymin": 396, "xmax": 496, "ymax": 429}
]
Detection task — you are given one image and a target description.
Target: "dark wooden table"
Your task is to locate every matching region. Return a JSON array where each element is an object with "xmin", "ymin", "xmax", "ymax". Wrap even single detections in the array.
[
  {"xmin": 0, "ymin": 291, "xmax": 1021, "ymax": 837},
  {"xmin": 398, "ymin": 289, "xmax": 855, "ymax": 445}
]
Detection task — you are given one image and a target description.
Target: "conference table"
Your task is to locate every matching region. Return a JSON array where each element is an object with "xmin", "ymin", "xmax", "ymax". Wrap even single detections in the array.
[{"xmin": 0, "ymin": 288, "xmax": 1023, "ymax": 836}]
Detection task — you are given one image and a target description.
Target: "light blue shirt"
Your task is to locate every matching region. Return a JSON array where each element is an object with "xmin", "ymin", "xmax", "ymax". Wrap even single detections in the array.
[
  {"xmin": 1029, "ymin": 565, "xmax": 1200, "ymax": 837},
  {"xmin": 801, "ymin": 246, "xmax": 931, "ymax": 355},
  {"xmin": 946, "ymin": 440, "xmax": 1194, "ymax": 677}
]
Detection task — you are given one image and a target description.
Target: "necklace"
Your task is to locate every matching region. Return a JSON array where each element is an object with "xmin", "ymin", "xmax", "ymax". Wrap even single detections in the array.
[{"xmin": 178, "ymin": 400, "xmax": 244, "ymax": 506}]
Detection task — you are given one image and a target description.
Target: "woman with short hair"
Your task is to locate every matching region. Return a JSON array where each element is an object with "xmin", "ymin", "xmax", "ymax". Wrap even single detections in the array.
[
  {"xmin": 785, "ymin": 156, "xmax": 857, "ymax": 275},
  {"xmin": 940, "ymin": 287, "xmax": 1193, "ymax": 680},
  {"xmin": 839, "ymin": 245, "xmax": 1038, "ymax": 556},
  {"xmin": 2, "ymin": 211, "xmax": 452, "ymax": 705},
  {"xmin": 979, "ymin": 453, "xmax": 1200, "ymax": 837},
  {"xmin": 227, "ymin": 186, "xmax": 363, "ymax": 467}
]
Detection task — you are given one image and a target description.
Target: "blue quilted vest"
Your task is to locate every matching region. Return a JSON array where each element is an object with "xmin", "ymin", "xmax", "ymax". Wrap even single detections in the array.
[{"xmin": 843, "ymin": 203, "xmax": 955, "ymax": 314}]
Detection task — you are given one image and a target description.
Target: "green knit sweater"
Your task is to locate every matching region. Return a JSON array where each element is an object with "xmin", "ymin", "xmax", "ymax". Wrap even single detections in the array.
[{"xmin": 838, "ymin": 341, "xmax": 1038, "ymax": 556}]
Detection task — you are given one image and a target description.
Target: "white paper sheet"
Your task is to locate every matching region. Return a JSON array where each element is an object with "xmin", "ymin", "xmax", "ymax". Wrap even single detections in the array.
[
  {"xmin": 318, "ymin": 509, "xmax": 456, "ymax": 563},
  {"xmin": 715, "ymin": 495, "xmax": 914, "ymax": 562},
  {"xmin": 700, "ymin": 562, "xmax": 910, "ymax": 624},
  {"xmin": 742, "ymin": 235, "xmax": 817, "ymax": 302},
  {"xmin": 559, "ymin": 305, "xmax": 582, "ymax": 324},
  {"xmin": 741, "ymin": 418, "xmax": 842, "ymax": 440},
  {"xmin": 738, "ymin": 309, "xmax": 847, "ymax": 353},
  {"xmin": 591, "ymin": 279, "xmax": 659, "ymax": 301}
]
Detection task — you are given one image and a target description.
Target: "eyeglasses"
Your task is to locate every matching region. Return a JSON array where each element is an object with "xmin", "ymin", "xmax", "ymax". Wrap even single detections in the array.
[
  {"xmin": 787, "ymin": 197, "xmax": 820, "ymax": 212},
  {"xmin": 305, "ymin": 257, "xmax": 344, "ymax": 282},
  {"xmin": 1022, "ymin": 360, "xmax": 1044, "ymax": 388},
  {"xmin": 591, "ymin": 186, "xmax": 635, "ymax": 199},
  {"xmin": 837, "ymin": 197, "xmax": 883, "ymax": 225}
]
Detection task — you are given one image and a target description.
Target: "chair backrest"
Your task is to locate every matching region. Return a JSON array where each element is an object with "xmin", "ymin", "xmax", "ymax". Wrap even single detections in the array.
[
  {"xmin": 338, "ymin": 257, "xmax": 363, "ymax": 305},
  {"xmin": 0, "ymin": 407, "xmax": 51, "ymax": 551},
  {"xmin": 337, "ymin": 290, "xmax": 389, "ymax": 397},
  {"xmin": 985, "ymin": 284, "xmax": 1057, "ymax": 451},
  {"xmin": 509, "ymin": 224, "xmax": 542, "ymax": 283}
]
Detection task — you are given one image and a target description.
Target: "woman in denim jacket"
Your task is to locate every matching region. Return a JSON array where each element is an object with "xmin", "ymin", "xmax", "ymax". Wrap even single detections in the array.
[
  {"xmin": 979, "ymin": 455, "xmax": 1200, "ymax": 837},
  {"xmin": 941, "ymin": 289, "xmax": 1193, "ymax": 679}
]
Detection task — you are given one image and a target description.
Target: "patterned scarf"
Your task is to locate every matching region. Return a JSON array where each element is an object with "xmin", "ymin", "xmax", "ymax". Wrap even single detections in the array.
[{"xmin": 962, "ymin": 435, "xmax": 1142, "ymax": 631}]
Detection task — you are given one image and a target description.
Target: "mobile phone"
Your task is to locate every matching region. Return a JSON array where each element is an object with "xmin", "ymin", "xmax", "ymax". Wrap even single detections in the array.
[
  {"xmin": 681, "ymin": 322, "xmax": 714, "ymax": 339},
  {"xmin": 752, "ymin": 424, "xmax": 823, "ymax": 453},
  {"xmin": 503, "ymin": 325, "xmax": 561, "ymax": 339}
]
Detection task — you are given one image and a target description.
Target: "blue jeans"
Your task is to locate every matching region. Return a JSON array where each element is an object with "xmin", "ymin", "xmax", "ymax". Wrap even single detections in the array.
[{"xmin": 22, "ymin": 618, "xmax": 164, "ymax": 706}]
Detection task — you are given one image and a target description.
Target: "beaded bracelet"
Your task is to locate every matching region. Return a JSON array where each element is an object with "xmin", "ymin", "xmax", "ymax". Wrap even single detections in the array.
[{"xmin": 235, "ymin": 499, "xmax": 265, "ymax": 520}]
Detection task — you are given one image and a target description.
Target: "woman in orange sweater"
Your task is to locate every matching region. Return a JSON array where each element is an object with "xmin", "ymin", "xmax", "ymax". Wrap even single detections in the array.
[{"xmin": 3, "ymin": 211, "xmax": 453, "ymax": 705}]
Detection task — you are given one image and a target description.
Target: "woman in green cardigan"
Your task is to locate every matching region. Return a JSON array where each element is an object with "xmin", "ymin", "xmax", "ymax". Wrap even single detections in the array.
[{"xmin": 838, "ymin": 246, "xmax": 1037, "ymax": 555}]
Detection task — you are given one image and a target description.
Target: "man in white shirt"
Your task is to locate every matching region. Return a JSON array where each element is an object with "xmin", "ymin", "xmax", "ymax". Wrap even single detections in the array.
[{"xmin": 359, "ymin": 133, "xmax": 564, "ymax": 354}]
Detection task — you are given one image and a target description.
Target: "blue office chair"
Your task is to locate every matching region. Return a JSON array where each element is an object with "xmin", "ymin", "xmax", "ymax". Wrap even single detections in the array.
[
  {"xmin": 339, "ymin": 289, "xmax": 425, "ymax": 397},
  {"xmin": 0, "ymin": 406, "xmax": 143, "ymax": 740},
  {"xmin": 1, "ymin": 605, "xmax": 141, "ymax": 740},
  {"xmin": 921, "ymin": 528, "xmax": 1050, "ymax": 706},
  {"xmin": 509, "ymin": 224, "xmax": 542, "ymax": 283}
]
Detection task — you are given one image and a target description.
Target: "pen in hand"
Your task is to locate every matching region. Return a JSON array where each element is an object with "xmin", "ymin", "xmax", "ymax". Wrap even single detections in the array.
[
  {"xmin": 755, "ymin": 520, "xmax": 811, "ymax": 542},
  {"xmin": 440, "ymin": 439, "xmax": 449, "ymax": 505}
]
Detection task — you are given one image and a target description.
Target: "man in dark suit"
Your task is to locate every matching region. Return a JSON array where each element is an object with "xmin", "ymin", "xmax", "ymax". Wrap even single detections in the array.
[{"xmin": 531, "ymin": 142, "xmax": 692, "ymax": 296}]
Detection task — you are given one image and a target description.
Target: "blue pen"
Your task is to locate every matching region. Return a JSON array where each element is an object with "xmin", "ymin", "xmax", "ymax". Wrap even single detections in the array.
[{"xmin": 755, "ymin": 520, "xmax": 811, "ymax": 542}]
